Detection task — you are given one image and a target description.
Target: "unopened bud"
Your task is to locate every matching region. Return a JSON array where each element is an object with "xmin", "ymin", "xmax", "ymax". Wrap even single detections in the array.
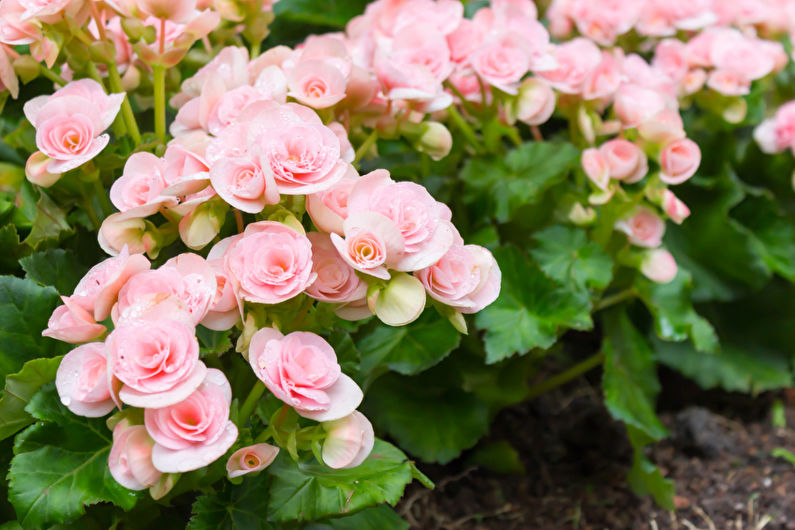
[{"xmin": 367, "ymin": 272, "xmax": 426, "ymax": 326}]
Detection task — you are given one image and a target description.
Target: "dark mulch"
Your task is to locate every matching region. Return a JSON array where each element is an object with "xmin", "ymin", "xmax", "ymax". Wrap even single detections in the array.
[{"xmin": 398, "ymin": 369, "xmax": 795, "ymax": 530}]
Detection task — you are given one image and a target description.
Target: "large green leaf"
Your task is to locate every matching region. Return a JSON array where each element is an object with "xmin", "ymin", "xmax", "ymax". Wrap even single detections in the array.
[
  {"xmin": 0, "ymin": 357, "xmax": 61, "ymax": 441},
  {"xmin": 0, "ymin": 224, "xmax": 27, "ymax": 274},
  {"xmin": 731, "ymin": 194, "xmax": 795, "ymax": 282},
  {"xmin": 531, "ymin": 225, "xmax": 613, "ymax": 292},
  {"xmin": 23, "ymin": 190, "xmax": 72, "ymax": 250},
  {"xmin": 362, "ymin": 372, "xmax": 489, "ymax": 464},
  {"xmin": 266, "ymin": 439, "xmax": 421, "ymax": 522},
  {"xmin": 0, "ymin": 276, "xmax": 68, "ymax": 386},
  {"xmin": 20, "ymin": 248, "xmax": 88, "ymax": 295},
  {"xmin": 625, "ymin": 426, "xmax": 675, "ymax": 510},
  {"xmin": 475, "ymin": 246, "xmax": 592, "ymax": 364},
  {"xmin": 461, "ymin": 142, "xmax": 579, "ymax": 223},
  {"xmin": 196, "ymin": 326, "xmax": 233, "ymax": 357},
  {"xmin": 635, "ymin": 270, "xmax": 718, "ymax": 353},
  {"xmin": 273, "ymin": 0, "xmax": 368, "ymax": 27},
  {"xmin": 8, "ymin": 385, "xmax": 139, "ymax": 529},
  {"xmin": 187, "ymin": 472, "xmax": 274, "ymax": 530},
  {"xmin": 306, "ymin": 505, "xmax": 408, "ymax": 530},
  {"xmin": 601, "ymin": 309, "xmax": 668, "ymax": 441},
  {"xmin": 355, "ymin": 310, "xmax": 460, "ymax": 377}
]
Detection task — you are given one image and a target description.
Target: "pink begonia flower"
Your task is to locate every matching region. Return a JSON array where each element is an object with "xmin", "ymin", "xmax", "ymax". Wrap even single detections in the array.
[
  {"xmin": 0, "ymin": 45, "xmax": 19, "ymax": 99},
  {"xmin": 286, "ymin": 59, "xmax": 348, "ymax": 109},
  {"xmin": 568, "ymin": 0, "xmax": 641, "ymax": 45},
  {"xmin": 652, "ymin": 39, "xmax": 689, "ymax": 82},
  {"xmin": 25, "ymin": 151, "xmax": 61, "ymax": 187},
  {"xmin": 98, "ymin": 211, "xmax": 158, "ymax": 257},
  {"xmin": 107, "ymin": 318, "xmax": 207, "ymax": 408},
  {"xmin": 709, "ymin": 30, "xmax": 775, "ymax": 82},
  {"xmin": 145, "ymin": 369, "xmax": 238, "ymax": 473},
  {"xmin": 226, "ymin": 443, "xmax": 279, "ymax": 478},
  {"xmin": 416, "ymin": 242, "xmax": 501, "ymax": 314},
  {"xmin": 114, "ymin": 253, "xmax": 217, "ymax": 325},
  {"xmin": 470, "ymin": 34, "xmax": 530, "ymax": 94},
  {"xmin": 360, "ymin": 0, "xmax": 463, "ymax": 39},
  {"xmin": 538, "ymin": 38, "xmax": 601, "ymax": 95},
  {"xmin": 162, "ymin": 143, "xmax": 210, "ymax": 196},
  {"xmin": 321, "ymin": 411, "xmax": 374, "ymax": 469},
  {"xmin": 109, "ymin": 419, "xmax": 162, "ymax": 490},
  {"xmin": 42, "ymin": 296, "xmax": 106, "ymax": 344},
  {"xmin": 23, "ymin": 80, "xmax": 123, "ymax": 174},
  {"xmin": 582, "ymin": 51, "xmax": 622, "ymax": 101},
  {"xmin": 599, "ymin": 139, "xmax": 648, "ymax": 183},
  {"xmin": 241, "ymin": 102, "xmax": 348, "ymax": 195},
  {"xmin": 581, "ymin": 148, "xmax": 610, "ymax": 191},
  {"xmin": 327, "ymin": 122, "xmax": 354, "ymax": 163},
  {"xmin": 756, "ymin": 102, "xmax": 795, "ymax": 154},
  {"xmin": 620, "ymin": 53, "xmax": 676, "ymax": 97},
  {"xmin": 223, "ymin": 221, "xmax": 316, "ymax": 305},
  {"xmin": 137, "ymin": 0, "xmax": 196, "ymax": 23},
  {"xmin": 249, "ymin": 329, "xmax": 363, "ymax": 421},
  {"xmin": 661, "ymin": 189, "xmax": 690, "ymax": 225},
  {"xmin": 513, "ymin": 78, "xmax": 556, "ymax": 126},
  {"xmin": 659, "ymin": 138, "xmax": 700, "ymax": 185},
  {"xmin": 447, "ymin": 19, "xmax": 486, "ymax": 64},
  {"xmin": 367, "ymin": 271, "xmax": 426, "ymax": 326},
  {"xmin": 89, "ymin": 16, "xmax": 133, "ymax": 72},
  {"xmin": 330, "ymin": 211, "xmax": 404, "ymax": 280},
  {"xmin": 640, "ymin": 248, "xmax": 678, "ymax": 284},
  {"xmin": 71, "ymin": 245, "xmax": 151, "ymax": 321},
  {"xmin": 306, "ymin": 168, "xmax": 359, "ymax": 235},
  {"xmin": 613, "ymin": 84, "xmax": 669, "ymax": 128},
  {"xmin": 653, "ymin": 0, "xmax": 716, "ymax": 31},
  {"xmin": 55, "ymin": 342, "xmax": 117, "ymax": 417},
  {"xmin": 17, "ymin": 0, "xmax": 82, "ymax": 23},
  {"xmin": 0, "ymin": 0, "xmax": 41, "ymax": 46},
  {"xmin": 615, "ymin": 207, "xmax": 666, "ymax": 248},
  {"xmin": 638, "ymin": 108, "xmax": 686, "ymax": 144},
  {"xmin": 209, "ymin": 156, "xmax": 279, "ymax": 213},
  {"xmin": 173, "ymin": 46, "xmax": 249, "ymax": 108},
  {"xmin": 346, "ymin": 169, "xmax": 456, "ymax": 272},
  {"xmin": 334, "ymin": 295, "xmax": 373, "ymax": 322},
  {"xmin": 200, "ymin": 258, "xmax": 240, "ymax": 331},
  {"xmin": 305, "ymin": 232, "xmax": 367, "ymax": 303},
  {"xmin": 110, "ymin": 152, "xmax": 173, "ymax": 217},
  {"xmin": 680, "ymin": 68, "xmax": 707, "ymax": 96},
  {"xmin": 706, "ymin": 69, "xmax": 750, "ymax": 97}
]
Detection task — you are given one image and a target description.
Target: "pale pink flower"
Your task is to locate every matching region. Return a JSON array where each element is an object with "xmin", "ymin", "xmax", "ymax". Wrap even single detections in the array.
[
  {"xmin": 162, "ymin": 142, "xmax": 210, "ymax": 196},
  {"xmin": 25, "ymin": 151, "xmax": 60, "ymax": 187},
  {"xmin": 447, "ymin": 19, "xmax": 486, "ymax": 64},
  {"xmin": 145, "ymin": 368, "xmax": 238, "ymax": 473},
  {"xmin": 659, "ymin": 138, "xmax": 700, "ymax": 185},
  {"xmin": 653, "ymin": 39, "xmax": 689, "ymax": 82},
  {"xmin": 615, "ymin": 207, "xmax": 666, "ymax": 248},
  {"xmin": 108, "ymin": 318, "xmax": 207, "ymax": 408},
  {"xmin": 286, "ymin": 60, "xmax": 348, "ymax": 109},
  {"xmin": 42, "ymin": 296, "xmax": 106, "ymax": 344},
  {"xmin": 248, "ymin": 328, "xmax": 363, "ymax": 421},
  {"xmin": 306, "ymin": 169, "xmax": 359, "ymax": 235},
  {"xmin": 306, "ymin": 232, "xmax": 367, "ymax": 303},
  {"xmin": 18, "ymin": 0, "xmax": 81, "ymax": 23},
  {"xmin": 173, "ymin": 46, "xmax": 249, "ymax": 108},
  {"xmin": 109, "ymin": 419, "xmax": 162, "ymax": 490},
  {"xmin": 706, "ymin": 69, "xmax": 751, "ymax": 96},
  {"xmin": 321, "ymin": 411, "xmax": 374, "ymax": 469},
  {"xmin": 137, "ymin": 0, "xmax": 196, "ymax": 23},
  {"xmin": 0, "ymin": 0, "xmax": 41, "ymax": 45},
  {"xmin": 0, "ymin": 45, "xmax": 18, "ymax": 99},
  {"xmin": 581, "ymin": 148, "xmax": 610, "ymax": 191},
  {"xmin": 661, "ymin": 189, "xmax": 690, "ymax": 224},
  {"xmin": 640, "ymin": 248, "xmax": 678, "ymax": 284},
  {"xmin": 223, "ymin": 221, "xmax": 316, "ymax": 305},
  {"xmin": 513, "ymin": 78, "xmax": 556, "ymax": 126},
  {"xmin": 226, "ymin": 443, "xmax": 279, "ymax": 478},
  {"xmin": 582, "ymin": 51, "xmax": 623, "ymax": 101},
  {"xmin": 210, "ymin": 156, "xmax": 279, "ymax": 213},
  {"xmin": 569, "ymin": 0, "xmax": 641, "ymax": 45},
  {"xmin": 538, "ymin": 38, "xmax": 602, "ymax": 95},
  {"xmin": 599, "ymin": 139, "xmax": 648, "ymax": 183},
  {"xmin": 55, "ymin": 342, "xmax": 116, "ymax": 417},
  {"xmin": 613, "ymin": 84, "xmax": 669, "ymax": 128},
  {"xmin": 110, "ymin": 153, "xmax": 171, "ymax": 217},
  {"xmin": 470, "ymin": 34, "xmax": 530, "ymax": 94},
  {"xmin": 327, "ymin": 122, "xmax": 354, "ymax": 162},
  {"xmin": 98, "ymin": 212, "xmax": 157, "ymax": 257},
  {"xmin": 200, "ymin": 257, "xmax": 240, "ymax": 331},
  {"xmin": 330, "ymin": 211, "xmax": 404, "ymax": 280},
  {"xmin": 638, "ymin": 108, "xmax": 686, "ymax": 144}
]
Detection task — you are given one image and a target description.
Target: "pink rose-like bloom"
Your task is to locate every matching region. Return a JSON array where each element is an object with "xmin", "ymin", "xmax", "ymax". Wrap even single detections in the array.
[
  {"xmin": 470, "ymin": 34, "xmax": 530, "ymax": 93},
  {"xmin": 0, "ymin": 0, "xmax": 41, "ymax": 46},
  {"xmin": 321, "ymin": 411, "xmax": 374, "ymax": 469},
  {"xmin": 640, "ymin": 248, "xmax": 678, "ymax": 284},
  {"xmin": 286, "ymin": 59, "xmax": 348, "ymax": 109},
  {"xmin": 613, "ymin": 84, "xmax": 669, "ymax": 128},
  {"xmin": 145, "ymin": 368, "xmax": 238, "ymax": 473},
  {"xmin": 638, "ymin": 108, "xmax": 685, "ymax": 144},
  {"xmin": 210, "ymin": 156, "xmax": 279, "ymax": 213},
  {"xmin": 514, "ymin": 78, "xmax": 556, "ymax": 126},
  {"xmin": 200, "ymin": 258, "xmax": 240, "ymax": 331},
  {"xmin": 248, "ymin": 328, "xmax": 363, "ymax": 421},
  {"xmin": 661, "ymin": 189, "xmax": 690, "ymax": 224},
  {"xmin": 223, "ymin": 221, "xmax": 316, "ymax": 305},
  {"xmin": 55, "ymin": 342, "xmax": 116, "ymax": 417},
  {"xmin": 306, "ymin": 169, "xmax": 358, "ymax": 235},
  {"xmin": 330, "ymin": 211, "xmax": 405, "ymax": 280},
  {"xmin": 306, "ymin": 232, "xmax": 367, "ymax": 303},
  {"xmin": 582, "ymin": 51, "xmax": 622, "ymax": 101},
  {"xmin": 652, "ymin": 39, "xmax": 689, "ymax": 82},
  {"xmin": 615, "ymin": 207, "xmax": 666, "ymax": 248},
  {"xmin": 71, "ymin": 245, "xmax": 151, "ymax": 321},
  {"xmin": 24, "ymin": 80, "xmax": 124, "ymax": 174},
  {"xmin": 226, "ymin": 443, "xmax": 279, "ymax": 478},
  {"xmin": 346, "ymin": 170, "xmax": 456, "ymax": 272},
  {"xmin": 754, "ymin": 102, "xmax": 795, "ymax": 155},
  {"xmin": 43, "ymin": 296, "xmax": 106, "ymax": 344},
  {"xmin": 108, "ymin": 318, "xmax": 207, "ymax": 408},
  {"xmin": 110, "ymin": 152, "xmax": 172, "ymax": 217},
  {"xmin": 538, "ymin": 38, "xmax": 602, "ymax": 95},
  {"xmin": 327, "ymin": 122, "xmax": 354, "ymax": 163},
  {"xmin": 162, "ymin": 142, "xmax": 210, "ymax": 196},
  {"xmin": 599, "ymin": 139, "xmax": 648, "ymax": 183},
  {"xmin": 706, "ymin": 69, "xmax": 750, "ymax": 97},
  {"xmin": 659, "ymin": 138, "xmax": 700, "ymax": 185},
  {"xmin": 109, "ymin": 419, "xmax": 162, "ymax": 491},
  {"xmin": 137, "ymin": 0, "xmax": 196, "ymax": 23},
  {"xmin": 0, "ymin": 45, "xmax": 18, "ymax": 99},
  {"xmin": 581, "ymin": 148, "xmax": 610, "ymax": 191},
  {"xmin": 416, "ymin": 243, "xmax": 501, "ymax": 314}
]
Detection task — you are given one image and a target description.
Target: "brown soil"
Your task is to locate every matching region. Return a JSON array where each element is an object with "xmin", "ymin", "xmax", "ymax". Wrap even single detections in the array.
[{"xmin": 398, "ymin": 369, "xmax": 795, "ymax": 530}]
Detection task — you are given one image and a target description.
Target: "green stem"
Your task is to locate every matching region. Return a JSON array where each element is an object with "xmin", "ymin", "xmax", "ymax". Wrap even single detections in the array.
[
  {"xmin": 85, "ymin": 63, "xmax": 126, "ymax": 139},
  {"xmin": 444, "ymin": 80, "xmax": 479, "ymax": 117},
  {"xmin": 39, "ymin": 66, "xmax": 67, "ymax": 86},
  {"xmin": 524, "ymin": 352, "xmax": 605, "ymax": 400},
  {"xmin": 80, "ymin": 190, "xmax": 101, "ymax": 230},
  {"xmin": 447, "ymin": 106, "xmax": 485, "ymax": 154},
  {"xmin": 153, "ymin": 64, "xmax": 167, "ymax": 145},
  {"xmin": 595, "ymin": 288, "xmax": 637, "ymax": 312},
  {"xmin": 354, "ymin": 129, "xmax": 378, "ymax": 164},
  {"xmin": 250, "ymin": 41, "xmax": 261, "ymax": 58},
  {"xmin": 237, "ymin": 381, "xmax": 266, "ymax": 428},
  {"xmin": 91, "ymin": 177, "xmax": 113, "ymax": 217},
  {"xmin": 106, "ymin": 62, "xmax": 142, "ymax": 144}
]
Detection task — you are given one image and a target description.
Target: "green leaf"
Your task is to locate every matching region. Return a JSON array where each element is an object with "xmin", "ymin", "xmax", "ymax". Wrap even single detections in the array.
[
  {"xmin": 355, "ymin": 310, "xmax": 460, "ymax": 377},
  {"xmin": 626, "ymin": 426, "xmax": 675, "ymax": 510},
  {"xmin": 465, "ymin": 440, "xmax": 525, "ymax": 475},
  {"xmin": 306, "ymin": 505, "xmax": 409, "ymax": 530},
  {"xmin": 20, "ymin": 249, "xmax": 88, "ymax": 295},
  {"xmin": 601, "ymin": 309, "xmax": 668, "ymax": 441},
  {"xmin": 731, "ymin": 194, "xmax": 795, "ymax": 282},
  {"xmin": 0, "ymin": 276, "xmax": 68, "ymax": 386},
  {"xmin": 273, "ymin": 0, "xmax": 368, "ymax": 27},
  {"xmin": 635, "ymin": 270, "xmax": 718, "ymax": 353},
  {"xmin": 8, "ymin": 385, "xmax": 139, "ymax": 529},
  {"xmin": 362, "ymin": 373, "xmax": 489, "ymax": 464},
  {"xmin": 0, "ymin": 224, "xmax": 27, "ymax": 274},
  {"xmin": 771, "ymin": 448, "xmax": 795, "ymax": 467},
  {"xmin": 0, "ymin": 357, "xmax": 62, "ymax": 441},
  {"xmin": 23, "ymin": 190, "xmax": 72, "ymax": 250},
  {"xmin": 188, "ymin": 472, "xmax": 274, "ymax": 530},
  {"xmin": 475, "ymin": 246, "xmax": 592, "ymax": 364},
  {"xmin": 196, "ymin": 326, "xmax": 233, "ymax": 357},
  {"xmin": 531, "ymin": 225, "xmax": 613, "ymax": 292},
  {"xmin": 266, "ymin": 439, "xmax": 419, "ymax": 522},
  {"xmin": 461, "ymin": 142, "xmax": 579, "ymax": 223},
  {"xmin": 328, "ymin": 329, "xmax": 360, "ymax": 376}
]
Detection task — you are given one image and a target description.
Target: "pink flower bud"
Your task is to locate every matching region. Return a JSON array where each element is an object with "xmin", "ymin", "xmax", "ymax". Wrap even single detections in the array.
[
  {"xmin": 368, "ymin": 271, "xmax": 426, "ymax": 326},
  {"xmin": 42, "ymin": 296, "xmax": 106, "ymax": 344},
  {"xmin": 661, "ymin": 190, "xmax": 690, "ymax": 224},
  {"xmin": 599, "ymin": 139, "xmax": 647, "ymax": 183},
  {"xmin": 136, "ymin": 0, "xmax": 197, "ymax": 23},
  {"xmin": 226, "ymin": 443, "xmax": 279, "ymax": 478},
  {"xmin": 55, "ymin": 342, "xmax": 116, "ymax": 418},
  {"xmin": 638, "ymin": 108, "xmax": 686, "ymax": 144},
  {"xmin": 640, "ymin": 248, "xmax": 678, "ymax": 284},
  {"xmin": 25, "ymin": 151, "xmax": 60, "ymax": 187},
  {"xmin": 178, "ymin": 198, "xmax": 229, "ymax": 250},
  {"xmin": 615, "ymin": 207, "xmax": 666, "ymax": 248},
  {"xmin": 109, "ymin": 420, "xmax": 162, "ymax": 490},
  {"xmin": 581, "ymin": 148, "xmax": 610, "ymax": 191},
  {"xmin": 321, "ymin": 411, "xmax": 374, "ymax": 469},
  {"xmin": 659, "ymin": 138, "xmax": 700, "ymax": 185},
  {"xmin": 514, "ymin": 78, "xmax": 555, "ymax": 126}
]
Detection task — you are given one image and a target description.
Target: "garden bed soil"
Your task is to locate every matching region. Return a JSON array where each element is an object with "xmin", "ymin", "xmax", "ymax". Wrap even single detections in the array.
[{"xmin": 398, "ymin": 368, "xmax": 795, "ymax": 530}]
